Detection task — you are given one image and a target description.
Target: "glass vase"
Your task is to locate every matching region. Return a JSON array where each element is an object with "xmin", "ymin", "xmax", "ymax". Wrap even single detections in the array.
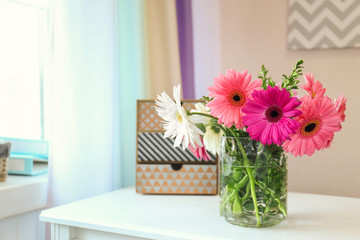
[{"xmin": 219, "ymin": 136, "xmax": 287, "ymax": 227}]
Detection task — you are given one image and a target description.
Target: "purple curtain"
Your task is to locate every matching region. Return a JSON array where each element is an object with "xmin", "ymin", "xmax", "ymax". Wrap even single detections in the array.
[{"xmin": 176, "ymin": 0, "xmax": 195, "ymax": 99}]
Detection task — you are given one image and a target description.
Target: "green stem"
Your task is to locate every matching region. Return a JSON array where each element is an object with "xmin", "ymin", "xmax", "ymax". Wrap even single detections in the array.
[
  {"xmin": 275, "ymin": 198, "xmax": 287, "ymax": 217},
  {"xmin": 254, "ymin": 180, "xmax": 287, "ymax": 217},
  {"xmin": 189, "ymin": 112, "xmax": 215, "ymax": 119},
  {"xmin": 228, "ymin": 128, "xmax": 261, "ymax": 227},
  {"xmin": 241, "ymin": 182, "xmax": 251, "ymax": 203},
  {"xmin": 232, "ymin": 174, "xmax": 250, "ymax": 213},
  {"xmin": 233, "ymin": 192, "xmax": 242, "ymax": 214},
  {"xmin": 235, "ymin": 175, "xmax": 249, "ymax": 189},
  {"xmin": 220, "ymin": 186, "xmax": 229, "ymax": 215},
  {"xmin": 220, "ymin": 186, "xmax": 237, "ymax": 215},
  {"xmin": 255, "ymin": 143, "xmax": 264, "ymax": 162}
]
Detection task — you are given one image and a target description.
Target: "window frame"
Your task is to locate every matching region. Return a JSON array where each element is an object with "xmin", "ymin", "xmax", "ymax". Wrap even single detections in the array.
[
  {"xmin": 0, "ymin": 0, "xmax": 50, "ymax": 156},
  {"xmin": 0, "ymin": 0, "xmax": 50, "ymax": 141}
]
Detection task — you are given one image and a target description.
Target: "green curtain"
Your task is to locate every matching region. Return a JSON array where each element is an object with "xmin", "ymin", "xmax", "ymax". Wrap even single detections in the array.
[{"xmin": 115, "ymin": 0, "xmax": 145, "ymax": 188}]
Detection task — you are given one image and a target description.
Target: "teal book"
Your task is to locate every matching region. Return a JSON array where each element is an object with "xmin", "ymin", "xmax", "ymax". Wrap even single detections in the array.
[
  {"xmin": 0, "ymin": 137, "xmax": 49, "ymax": 159},
  {"xmin": 8, "ymin": 154, "xmax": 48, "ymax": 176}
]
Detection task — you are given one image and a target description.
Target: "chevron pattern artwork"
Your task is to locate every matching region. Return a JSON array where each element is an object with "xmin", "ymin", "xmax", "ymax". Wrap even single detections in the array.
[
  {"xmin": 136, "ymin": 164, "xmax": 218, "ymax": 194},
  {"xmin": 288, "ymin": 0, "xmax": 360, "ymax": 50},
  {"xmin": 137, "ymin": 132, "xmax": 217, "ymax": 163}
]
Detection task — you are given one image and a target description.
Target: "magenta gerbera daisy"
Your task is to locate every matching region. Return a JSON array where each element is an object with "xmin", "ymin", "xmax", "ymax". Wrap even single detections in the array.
[
  {"xmin": 283, "ymin": 95, "xmax": 342, "ymax": 157},
  {"xmin": 207, "ymin": 69, "xmax": 262, "ymax": 129},
  {"xmin": 242, "ymin": 86, "xmax": 302, "ymax": 145}
]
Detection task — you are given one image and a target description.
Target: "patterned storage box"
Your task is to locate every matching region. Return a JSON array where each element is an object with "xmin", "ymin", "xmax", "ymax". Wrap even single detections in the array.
[
  {"xmin": 136, "ymin": 100, "xmax": 218, "ymax": 195},
  {"xmin": 0, "ymin": 142, "xmax": 11, "ymax": 182}
]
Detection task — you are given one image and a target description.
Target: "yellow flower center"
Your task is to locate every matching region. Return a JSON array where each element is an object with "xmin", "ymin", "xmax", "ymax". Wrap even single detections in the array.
[
  {"xmin": 301, "ymin": 119, "xmax": 321, "ymax": 137},
  {"xmin": 176, "ymin": 112, "xmax": 183, "ymax": 123}
]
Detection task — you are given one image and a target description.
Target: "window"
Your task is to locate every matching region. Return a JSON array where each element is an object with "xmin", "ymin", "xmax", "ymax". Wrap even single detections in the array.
[{"xmin": 0, "ymin": 0, "xmax": 49, "ymax": 140}]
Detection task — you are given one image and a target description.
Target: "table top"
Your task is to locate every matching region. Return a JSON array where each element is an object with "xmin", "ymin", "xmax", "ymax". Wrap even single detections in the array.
[
  {"xmin": 40, "ymin": 187, "xmax": 360, "ymax": 240},
  {"xmin": 0, "ymin": 174, "xmax": 48, "ymax": 220}
]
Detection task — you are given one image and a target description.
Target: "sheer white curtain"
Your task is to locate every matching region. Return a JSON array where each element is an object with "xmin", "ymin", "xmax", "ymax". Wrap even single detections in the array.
[{"xmin": 47, "ymin": 0, "xmax": 117, "ymax": 207}]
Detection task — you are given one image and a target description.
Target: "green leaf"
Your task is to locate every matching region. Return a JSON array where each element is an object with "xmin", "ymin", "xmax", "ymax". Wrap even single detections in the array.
[
  {"xmin": 196, "ymin": 123, "xmax": 206, "ymax": 133},
  {"xmin": 258, "ymin": 64, "xmax": 274, "ymax": 90},
  {"xmin": 281, "ymin": 59, "xmax": 304, "ymax": 92},
  {"xmin": 199, "ymin": 96, "xmax": 213, "ymax": 103},
  {"xmin": 210, "ymin": 125, "xmax": 221, "ymax": 134}
]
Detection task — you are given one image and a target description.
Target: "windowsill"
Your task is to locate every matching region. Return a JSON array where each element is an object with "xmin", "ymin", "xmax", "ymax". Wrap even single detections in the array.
[{"xmin": 0, "ymin": 174, "xmax": 48, "ymax": 220}]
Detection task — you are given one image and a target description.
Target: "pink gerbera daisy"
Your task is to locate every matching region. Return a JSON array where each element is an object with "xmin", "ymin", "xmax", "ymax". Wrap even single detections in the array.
[
  {"xmin": 283, "ymin": 95, "xmax": 342, "ymax": 157},
  {"xmin": 188, "ymin": 139, "xmax": 211, "ymax": 161},
  {"xmin": 207, "ymin": 69, "xmax": 262, "ymax": 129},
  {"xmin": 334, "ymin": 94, "xmax": 347, "ymax": 122},
  {"xmin": 243, "ymin": 86, "xmax": 302, "ymax": 145},
  {"xmin": 325, "ymin": 94, "xmax": 347, "ymax": 148},
  {"xmin": 301, "ymin": 73, "xmax": 326, "ymax": 99}
]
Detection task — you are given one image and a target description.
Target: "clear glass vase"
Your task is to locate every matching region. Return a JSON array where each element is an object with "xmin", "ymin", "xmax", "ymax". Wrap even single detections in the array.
[{"xmin": 219, "ymin": 136, "xmax": 287, "ymax": 227}]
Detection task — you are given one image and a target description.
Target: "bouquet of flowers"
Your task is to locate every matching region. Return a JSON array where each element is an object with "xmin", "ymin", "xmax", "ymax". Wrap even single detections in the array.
[{"xmin": 155, "ymin": 60, "xmax": 346, "ymax": 227}]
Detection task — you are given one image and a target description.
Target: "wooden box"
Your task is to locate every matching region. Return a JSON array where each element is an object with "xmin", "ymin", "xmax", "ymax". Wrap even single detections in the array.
[
  {"xmin": 136, "ymin": 100, "xmax": 218, "ymax": 195},
  {"xmin": 0, "ymin": 142, "xmax": 11, "ymax": 182}
]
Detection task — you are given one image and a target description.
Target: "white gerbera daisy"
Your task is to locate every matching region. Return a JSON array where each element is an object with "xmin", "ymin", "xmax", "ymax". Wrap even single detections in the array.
[
  {"xmin": 203, "ymin": 125, "xmax": 223, "ymax": 155},
  {"xmin": 155, "ymin": 85, "xmax": 203, "ymax": 150}
]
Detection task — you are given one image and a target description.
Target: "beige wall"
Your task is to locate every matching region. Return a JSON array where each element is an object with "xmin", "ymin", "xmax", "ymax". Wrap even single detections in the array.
[{"xmin": 220, "ymin": 0, "xmax": 360, "ymax": 197}]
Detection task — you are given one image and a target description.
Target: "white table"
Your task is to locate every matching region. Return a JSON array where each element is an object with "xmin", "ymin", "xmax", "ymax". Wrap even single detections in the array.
[
  {"xmin": 0, "ymin": 174, "xmax": 48, "ymax": 220},
  {"xmin": 40, "ymin": 187, "xmax": 360, "ymax": 240}
]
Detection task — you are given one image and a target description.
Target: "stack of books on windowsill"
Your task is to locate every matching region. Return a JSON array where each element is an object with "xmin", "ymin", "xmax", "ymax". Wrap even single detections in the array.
[
  {"xmin": 8, "ymin": 154, "xmax": 48, "ymax": 176},
  {"xmin": 0, "ymin": 137, "xmax": 49, "ymax": 176}
]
